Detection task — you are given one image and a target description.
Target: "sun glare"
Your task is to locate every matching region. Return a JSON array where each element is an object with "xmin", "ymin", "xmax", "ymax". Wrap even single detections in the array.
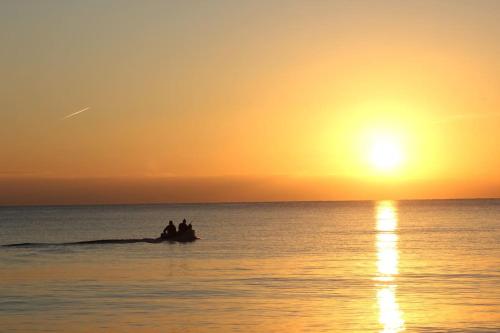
[{"xmin": 370, "ymin": 135, "xmax": 404, "ymax": 172}]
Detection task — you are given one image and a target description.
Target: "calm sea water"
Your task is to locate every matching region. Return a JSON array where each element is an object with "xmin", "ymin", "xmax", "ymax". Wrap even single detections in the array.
[{"xmin": 1, "ymin": 200, "xmax": 499, "ymax": 332}]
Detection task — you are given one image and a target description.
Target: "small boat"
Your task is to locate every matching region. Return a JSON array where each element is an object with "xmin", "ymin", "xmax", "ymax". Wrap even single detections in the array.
[{"xmin": 158, "ymin": 229, "xmax": 198, "ymax": 243}]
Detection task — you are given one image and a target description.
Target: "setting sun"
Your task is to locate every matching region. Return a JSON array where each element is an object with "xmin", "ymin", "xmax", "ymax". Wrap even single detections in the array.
[{"xmin": 369, "ymin": 134, "xmax": 405, "ymax": 172}]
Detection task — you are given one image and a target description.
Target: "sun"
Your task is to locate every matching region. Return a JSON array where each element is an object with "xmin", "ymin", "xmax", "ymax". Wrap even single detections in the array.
[{"xmin": 369, "ymin": 134, "xmax": 405, "ymax": 172}]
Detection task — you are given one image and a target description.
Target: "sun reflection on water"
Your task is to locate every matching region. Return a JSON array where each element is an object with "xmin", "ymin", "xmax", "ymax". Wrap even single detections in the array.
[{"xmin": 375, "ymin": 201, "xmax": 405, "ymax": 332}]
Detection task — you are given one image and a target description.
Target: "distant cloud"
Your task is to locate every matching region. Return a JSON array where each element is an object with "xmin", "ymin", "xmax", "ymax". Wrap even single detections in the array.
[{"xmin": 61, "ymin": 107, "xmax": 91, "ymax": 120}]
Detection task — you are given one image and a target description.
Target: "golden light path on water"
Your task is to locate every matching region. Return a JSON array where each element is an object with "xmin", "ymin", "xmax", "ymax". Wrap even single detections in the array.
[{"xmin": 375, "ymin": 201, "xmax": 405, "ymax": 332}]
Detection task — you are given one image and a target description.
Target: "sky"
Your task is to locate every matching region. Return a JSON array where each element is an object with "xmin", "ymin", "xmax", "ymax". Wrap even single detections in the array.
[{"xmin": 1, "ymin": 0, "xmax": 499, "ymax": 205}]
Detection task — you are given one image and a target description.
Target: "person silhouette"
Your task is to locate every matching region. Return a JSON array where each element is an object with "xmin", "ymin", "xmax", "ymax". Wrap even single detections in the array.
[
  {"xmin": 167, "ymin": 221, "xmax": 177, "ymax": 236},
  {"xmin": 162, "ymin": 220, "xmax": 177, "ymax": 239},
  {"xmin": 178, "ymin": 219, "xmax": 188, "ymax": 234}
]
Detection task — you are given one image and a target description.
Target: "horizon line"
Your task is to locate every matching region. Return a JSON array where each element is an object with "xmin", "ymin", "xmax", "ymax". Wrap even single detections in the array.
[{"xmin": 1, "ymin": 196, "xmax": 498, "ymax": 209}]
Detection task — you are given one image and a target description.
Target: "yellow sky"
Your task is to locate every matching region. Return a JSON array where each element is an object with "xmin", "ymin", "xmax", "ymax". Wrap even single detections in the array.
[{"xmin": 1, "ymin": 1, "xmax": 499, "ymax": 205}]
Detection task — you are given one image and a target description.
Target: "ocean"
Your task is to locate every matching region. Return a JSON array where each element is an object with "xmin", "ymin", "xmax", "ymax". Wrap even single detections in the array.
[{"xmin": 1, "ymin": 199, "xmax": 499, "ymax": 332}]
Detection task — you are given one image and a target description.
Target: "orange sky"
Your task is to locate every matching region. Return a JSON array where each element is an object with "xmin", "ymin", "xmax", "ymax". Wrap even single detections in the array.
[{"xmin": 1, "ymin": 1, "xmax": 499, "ymax": 205}]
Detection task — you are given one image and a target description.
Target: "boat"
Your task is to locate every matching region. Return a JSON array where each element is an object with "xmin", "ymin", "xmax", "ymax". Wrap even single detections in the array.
[{"xmin": 159, "ymin": 229, "xmax": 198, "ymax": 243}]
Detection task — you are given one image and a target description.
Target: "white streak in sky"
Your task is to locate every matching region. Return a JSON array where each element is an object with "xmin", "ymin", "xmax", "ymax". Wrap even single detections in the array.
[
  {"xmin": 432, "ymin": 111, "xmax": 500, "ymax": 125},
  {"xmin": 61, "ymin": 107, "xmax": 91, "ymax": 120}
]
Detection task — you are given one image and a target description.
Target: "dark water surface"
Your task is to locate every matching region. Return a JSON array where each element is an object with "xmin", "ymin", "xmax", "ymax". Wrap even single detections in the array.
[{"xmin": 1, "ymin": 200, "xmax": 499, "ymax": 332}]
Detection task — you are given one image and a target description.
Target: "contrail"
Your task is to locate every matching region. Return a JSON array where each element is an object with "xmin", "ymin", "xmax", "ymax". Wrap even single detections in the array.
[
  {"xmin": 61, "ymin": 107, "xmax": 91, "ymax": 120},
  {"xmin": 432, "ymin": 111, "xmax": 500, "ymax": 125}
]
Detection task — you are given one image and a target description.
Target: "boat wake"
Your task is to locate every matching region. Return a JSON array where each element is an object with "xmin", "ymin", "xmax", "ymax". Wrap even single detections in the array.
[{"xmin": 3, "ymin": 237, "xmax": 197, "ymax": 247}]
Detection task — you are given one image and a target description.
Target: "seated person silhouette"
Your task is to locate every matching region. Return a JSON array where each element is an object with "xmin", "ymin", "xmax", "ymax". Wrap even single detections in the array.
[
  {"xmin": 178, "ymin": 219, "xmax": 188, "ymax": 234},
  {"xmin": 161, "ymin": 221, "xmax": 177, "ymax": 239}
]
